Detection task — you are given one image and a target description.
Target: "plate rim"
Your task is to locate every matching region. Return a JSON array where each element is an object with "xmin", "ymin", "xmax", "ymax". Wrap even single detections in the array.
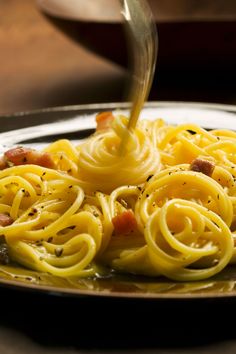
[
  {"xmin": 0, "ymin": 274, "xmax": 236, "ymax": 300},
  {"xmin": 2, "ymin": 100, "xmax": 236, "ymax": 118}
]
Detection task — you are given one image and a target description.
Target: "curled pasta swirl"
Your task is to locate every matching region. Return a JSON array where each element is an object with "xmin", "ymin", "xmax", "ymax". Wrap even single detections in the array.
[
  {"xmin": 77, "ymin": 116, "xmax": 160, "ymax": 193},
  {"xmin": 8, "ymin": 211, "xmax": 102, "ymax": 277},
  {"xmin": 0, "ymin": 165, "xmax": 103, "ymax": 277},
  {"xmin": 144, "ymin": 199, "xmax": 234, "ymax": 281},
  {"xmin": 135, "ymin": 164, "xmax": 233, "ymax": 229}
]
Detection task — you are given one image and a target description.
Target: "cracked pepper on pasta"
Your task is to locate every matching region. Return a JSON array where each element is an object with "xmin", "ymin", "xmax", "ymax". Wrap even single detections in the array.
[{"xmin": 0, "ymin": 111, "xmax": 235, "ymax": 281}]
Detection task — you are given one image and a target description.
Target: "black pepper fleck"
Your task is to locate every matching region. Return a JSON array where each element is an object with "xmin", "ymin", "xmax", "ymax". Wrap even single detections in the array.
[
  {"xmin": 146, "ymin": 175, "xmax": 153, "ymax": 182},
  {"xmin": 55, "ymin": 248, "xmax": 63, "ymax": 257}
]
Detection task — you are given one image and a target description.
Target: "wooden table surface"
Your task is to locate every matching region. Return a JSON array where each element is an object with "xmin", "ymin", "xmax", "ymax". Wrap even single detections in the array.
[
  {"xmin": 2, "ymin": 0, "xmax": 236, "ymax": 116},
  {"xmin": 0, "ymin": 0, "xmax": 126, "ymax": 115}
]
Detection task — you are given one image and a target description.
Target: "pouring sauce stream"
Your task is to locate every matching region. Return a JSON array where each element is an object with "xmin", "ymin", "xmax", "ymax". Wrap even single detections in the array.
[{"xmin": 119, "ymin": 0, "xmax": 158, "ymax": 151}]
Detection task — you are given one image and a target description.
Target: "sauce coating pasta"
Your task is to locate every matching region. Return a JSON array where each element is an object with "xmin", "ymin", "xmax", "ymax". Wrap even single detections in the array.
[{"xmin": 0, "ymin": 112, "xmax": 236, "ymax": 281}]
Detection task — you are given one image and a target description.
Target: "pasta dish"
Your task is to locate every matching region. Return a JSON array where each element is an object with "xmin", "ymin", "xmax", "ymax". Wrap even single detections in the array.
[{"xmin": 0, "ymin": 111, "xmax": 235, "ymax": 282}]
